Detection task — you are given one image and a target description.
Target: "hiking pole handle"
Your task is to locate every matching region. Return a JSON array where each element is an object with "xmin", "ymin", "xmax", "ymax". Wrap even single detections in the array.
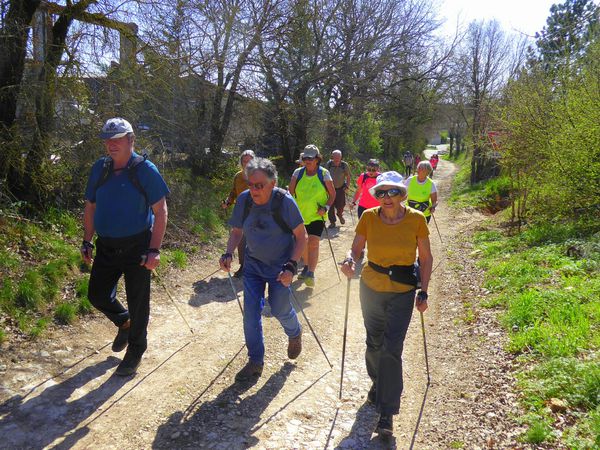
[{"xmin": 339, "ymin": 278, "xmax": 351, "ymax": 399}]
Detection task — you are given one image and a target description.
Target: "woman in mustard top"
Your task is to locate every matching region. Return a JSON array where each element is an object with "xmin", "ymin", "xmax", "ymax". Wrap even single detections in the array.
[
  {"xmin": 341, "ymin": 171, "xmax": 432, "ymax": 437},
  {"xmin": 222, "ymin": 149, "xmax": 255, "ymax": 277}
]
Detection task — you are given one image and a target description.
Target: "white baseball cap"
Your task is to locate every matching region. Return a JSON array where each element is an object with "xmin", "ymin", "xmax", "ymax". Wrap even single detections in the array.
[{"xmin": 99, "ymin": 117, "xmax": 134, "ymax": 139}]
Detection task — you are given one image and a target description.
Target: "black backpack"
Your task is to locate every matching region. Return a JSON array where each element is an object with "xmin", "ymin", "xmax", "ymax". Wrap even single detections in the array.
[
  {"xmin": 242, "ymin": 187, "xmax": 293, "ymax": 234},
  {"xmin": 93, "ymin": 153, "xmax": 149, "ymax": 206}
]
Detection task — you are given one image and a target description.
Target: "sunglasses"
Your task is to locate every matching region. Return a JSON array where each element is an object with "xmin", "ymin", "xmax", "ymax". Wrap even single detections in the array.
[
  {"xmin": 302, "ymin": 156, "xmax": 316, "ymax": 161},
  {"xmin": 374, "ymin": 188, "xmax": 403, "ymax": 199},
  {"xmin": 248, "ymin": 182, "xmax": 266, "ymax": 190},
  {"xmin": 366, "ymin": 167, "xmax": 378, "ymax": 172}
]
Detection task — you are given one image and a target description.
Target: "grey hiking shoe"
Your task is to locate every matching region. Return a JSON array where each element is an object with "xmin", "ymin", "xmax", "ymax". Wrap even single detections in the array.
[
  {"xmin": 112, "ymin": 320, "xmax": 130, "ymax": 352},
  {"xmin": 288, "ymin": 331, "xmax": 302, "ymax": 359},
  {"xmin": 235, "ymin": 361, "xmax": 263, "ymax": 382},
  {"xmin": 375, "ymin": 414, "xmax": 393, "ymax": 436}
]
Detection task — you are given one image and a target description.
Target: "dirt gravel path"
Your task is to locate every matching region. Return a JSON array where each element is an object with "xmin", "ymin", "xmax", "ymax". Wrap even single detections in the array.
[{"xmin": 0, "ymin": 151, "xmax": 524, "ymax": 449}]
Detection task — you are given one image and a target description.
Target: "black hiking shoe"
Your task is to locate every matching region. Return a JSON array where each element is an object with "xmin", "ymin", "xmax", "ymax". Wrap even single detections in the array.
[
  {"xmin": 328, "ymin": 222, "xmax": 336, "ymax": 229},
  {"xmin": 297, "ymin": 266, "xmax": 309, "ymax": 280},
  {"xmin": 235, "ymin": 361, "xmax": 263, "ymax": 382},
  {"xmin": 233, "ymin": 266, "xmax": 244, "ymax": 278},
  {"xmin": 115, "ymin": 350, "xmax": 142, "ymax": 376},
  {"xmin": 287, "ymin": 331, "xmax": 302, "ymax": 359},
  {"xmin": 375, "ymin": 414, "xmax": 393, "ymax": 436},
  {"xmin": 338, "ymin": 214, "xmax": 345, "ymax": 225},
  {"xmin": 367, "ymin": 384, "xmax": 376, "ymax": 405},
  {"xmin": 112, "ymin": 320, "xmax": 130, "ymax": 352}
]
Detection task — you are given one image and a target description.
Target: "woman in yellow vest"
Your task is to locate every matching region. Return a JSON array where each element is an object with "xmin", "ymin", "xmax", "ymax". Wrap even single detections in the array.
[
  {"xmin": 341, "ymin": 170, "xmax": 432, "ymax": 437},
  {"xmin": 404, "ymin": 160, "xmax": 438, "ymax": 223},
  {"xmin": 289, "ymin": 145, "xmax": 336, "ymax": 287},
  {"xmin": 222, "ymin": 149, "xmax": 255, "ymax": 276}
]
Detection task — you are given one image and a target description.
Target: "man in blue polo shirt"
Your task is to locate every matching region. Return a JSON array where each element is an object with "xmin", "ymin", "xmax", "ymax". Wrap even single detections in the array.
[{"xmin": 81, "ymin": 117, "xmax": 170, "ymax": 376}]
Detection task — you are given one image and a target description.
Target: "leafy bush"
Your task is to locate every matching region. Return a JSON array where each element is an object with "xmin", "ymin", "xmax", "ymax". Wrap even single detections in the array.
[
  {"xmin": 55, "ymin": 302, "xmax": 77, "ymax": 325},
  {"xmin": 15, "ymin": 271, "xmax": 44, "ymax": 310}
]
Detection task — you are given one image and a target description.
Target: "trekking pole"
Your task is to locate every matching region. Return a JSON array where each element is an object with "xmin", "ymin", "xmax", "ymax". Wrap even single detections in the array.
[
  {"xmin": 419, "ymin": 311, "xmax": 431, "ymax": 385},
  {"xmin": 339, "ymin": 278, "xmax": 351, "ymax": 399},
  {"xmin": 347, "ymin": 196, "xmax": 355, "ymax": 226},
  {"xmin": 431, "ymin": 212, "xmax": 443, "ymax": 245},
  {"xmin": 289, "ymin": 287, "xmax": 333, "ymax": 368},
  {"xmin": 227, "ymin": 272, "xmax": 244, "ymax": 316},
  {"xmin": 321, "ymin": 216, "xmax": 341, "ymax": 282},
  {"xmin": 152, "ymin": 270, "xmax": 194, "ymax": 334}
]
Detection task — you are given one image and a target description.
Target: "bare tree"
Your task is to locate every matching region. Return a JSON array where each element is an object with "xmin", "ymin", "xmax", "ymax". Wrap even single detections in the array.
[{"xmin": 456, "ymin": 20, "xmax": 512, "ymax": 183}]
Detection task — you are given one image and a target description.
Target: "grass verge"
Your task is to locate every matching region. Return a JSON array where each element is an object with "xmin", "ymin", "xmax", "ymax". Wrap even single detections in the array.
[{"xmin": 473, "ymin": 222, "xmax": 600, "ymax": 447}]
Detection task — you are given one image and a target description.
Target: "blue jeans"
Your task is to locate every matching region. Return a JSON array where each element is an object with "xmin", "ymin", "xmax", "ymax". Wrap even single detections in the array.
[{"xmin": 242, "ymin": 258, "xmax": 302, "ymax": 364}]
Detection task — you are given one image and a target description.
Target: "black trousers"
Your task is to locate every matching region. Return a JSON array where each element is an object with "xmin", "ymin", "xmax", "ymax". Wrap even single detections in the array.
[
  {"xmin": 88, "ymin": 230, "xmax": 152, "ymax": 357},
  {"xmin": 328, "ymin": 187, "xmax": 347, "ymax": 224},
  {"xmin": 360, "ymin": 280, "xmax": 415, "ymax": 415}
]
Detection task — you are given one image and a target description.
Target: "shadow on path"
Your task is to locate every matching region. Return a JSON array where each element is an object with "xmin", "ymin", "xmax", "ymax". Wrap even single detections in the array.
[
  {"xmin": 333, "ymin": 402, "xmax": 397, "ymax": 449},
  {"xmin": 152, "ymin": 362, "xmax": 295, "ymax": 449},
  {"xmin": 189, "ymin": 274, "xmax": 241, "ymax": 308},
  {"xmin": 0, "ymin": 356, "xmax": 127, "ymax": 449}
]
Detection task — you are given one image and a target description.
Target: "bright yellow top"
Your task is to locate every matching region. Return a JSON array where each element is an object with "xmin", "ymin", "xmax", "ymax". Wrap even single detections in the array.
[{"xmin": 355, "ymin": 206, "xmax": 429, "ymax": 293}]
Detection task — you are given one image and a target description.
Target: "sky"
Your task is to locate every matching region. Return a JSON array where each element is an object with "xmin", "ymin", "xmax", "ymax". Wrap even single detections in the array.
[{"xmin": 436, "ymin": 0, "xmax": 562, "ymax": 38}]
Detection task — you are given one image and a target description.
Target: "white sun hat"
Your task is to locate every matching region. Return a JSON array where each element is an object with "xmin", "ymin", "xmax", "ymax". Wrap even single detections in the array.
[{"xmin": 368, "ymin": 171, "xmax": 406, "ymax": 197}]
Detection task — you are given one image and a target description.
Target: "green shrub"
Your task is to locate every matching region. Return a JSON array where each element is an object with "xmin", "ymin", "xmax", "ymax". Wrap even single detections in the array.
[
  {"xmin": 0, "ymin": 279, "xmax": 16, "ymax": 314},
  {"xmin": 29, "ymin": 317, "xmax": 49, "ymax": 338},
  {"xmin": 0, "ymin": 328, "xmax": 5, "ymax": 344},
  {"xmin": 169, "ymin": 249, "xmax": 188, "ymax": 269},
  {"xmin": 54, "ymin": 302, "xmax": 77, "ymax": 324},
  {"xmin": 15, "ymin": 271, "xmax": 44, "ymax": 310},
  {"xmin": 75, "ymin": 277, "xmax": 89, "ymax": 298},
  {"xmin": 521, "ymin": 420, "xmax": 552, "ymax": 444},
  {"xmin": 77, "ymin": 297, "xmax": 93, "ymax": 315}
]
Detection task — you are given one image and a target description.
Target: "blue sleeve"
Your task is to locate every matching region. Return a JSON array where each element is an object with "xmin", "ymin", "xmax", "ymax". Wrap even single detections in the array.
[
  {"xmin": 84, "ymin": 160, "xmax": 104, "ymax": 202},
  {"xmin": 139, "ymin": 161, "xmax": 170, "ymax": 205},
  {"xmin": 228, "ymin": 190, "xmax": 249, "ymax": 228},
  {"xmin": 282, "ymin": 193, "xmax": 304, "ymax": 230}
]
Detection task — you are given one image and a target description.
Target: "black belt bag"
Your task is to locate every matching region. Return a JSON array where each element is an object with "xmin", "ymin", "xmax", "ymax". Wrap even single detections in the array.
[
  {"xmin": 368, "ymin": 261, "xmax": 421, "ymax": 288},
  {"xmin": 408, "ymin": 200, "xmax": 429, "ymax": 213}
]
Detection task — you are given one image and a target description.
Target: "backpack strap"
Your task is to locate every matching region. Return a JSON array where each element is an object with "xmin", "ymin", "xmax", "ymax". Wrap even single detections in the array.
[
  {"xmin": 362, "ymin": 172, "xmax": 369, "ymax": 184},
  {"xmin": 271, "ymin": 188, "xmax": 293, "ymax": 234},
  {"xmin": 296, "ymin": 167, "xmax": 306, "ymax": 184},
  {"xmin": 93, "ymin": 156, "xmax": 114, "ymax": 196},
  {"xmin": 295, "ymin": 166, "xmax": 327, "ymax": 190},
  {"xmin": 93, "ymin": 153, "xmax": 150, "ymax": 207},
  {"xmin": 127, "ymin": 153, "xmax": 149, "ymax": 206},
  {"xmin": 241, "ymin": 188, "xmax": 293, "ymax": 234}
]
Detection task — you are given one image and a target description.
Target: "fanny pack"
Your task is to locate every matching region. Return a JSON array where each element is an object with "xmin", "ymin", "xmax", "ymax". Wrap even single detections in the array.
[
  {"xmin": 408, "ymin": 200, "xmax": 429, "ymax": 213},
  {"xmin": 368, "ymin": 261, "xmax": 421, "ymax": 288}
]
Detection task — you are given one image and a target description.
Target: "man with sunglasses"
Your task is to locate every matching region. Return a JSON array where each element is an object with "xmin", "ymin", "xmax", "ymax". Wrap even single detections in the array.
[
  {"xmin": 352, "ymin": 158, "xmax": 381, "ymax": 218},
  {"xmin": 341, "ymin": 171, "xmax": 432, "ymax": 437},
  {"xmin": 289, "ymin": 145, "xmax": 336, "ymax": 287},
  {"xmin": 220, "ymin": 158, "xmax": 307, "ymax": 382}
]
